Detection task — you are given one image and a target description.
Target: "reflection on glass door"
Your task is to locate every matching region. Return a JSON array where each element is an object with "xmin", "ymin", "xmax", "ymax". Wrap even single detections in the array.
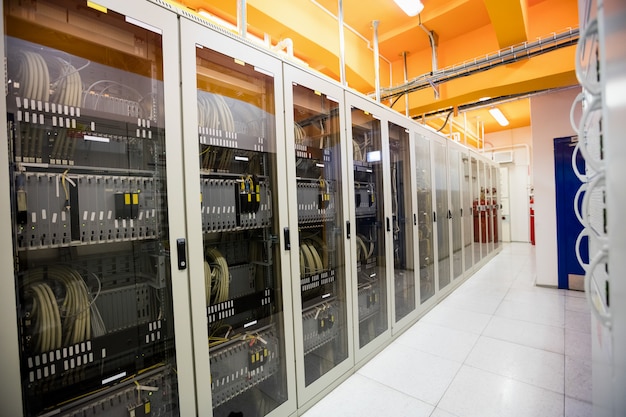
[
  {"xmin": 292, "ymin": 84, "xmax": 348, "ymax": 387},
  {"xmin": 449, "ymin": 147, "xmax": 463, "ymax": 280},
  {"xmin": 195, "ymin": 47, "xmax": 288, "ymax": 415},
  {"xmin": 4, "ymin": 1, "xmax": 181, "ymax": 414},
  {"xmin": 463, "ymin": 153, "xmax": 474, "ymax": 271},
  {"xmin": 415, "ymin": 134, "xmax": 435, "ymax": 303},
  {"xmin": 389, "ymin": 122, "xmax": 415, "ymax": 323},
  {"xmin": 351, "ymin": 107, "xmax": 388, "ymax": 348},
  {"xmin": 433, "ymin": 140, "xmax": 451, "ymax": 290}
]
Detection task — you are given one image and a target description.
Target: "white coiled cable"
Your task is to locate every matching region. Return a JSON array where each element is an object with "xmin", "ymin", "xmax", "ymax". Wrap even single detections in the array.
[
  {"xmin": 22, "ymin": 265, "xmax": 104, "ymax": 353},
  {"xmin": 205, "ymin": 247, "xmax": 230, "ymax": 304},
  {"xmin": 294, "ymin": 123, "xmax": 306, "ymax": 144}
]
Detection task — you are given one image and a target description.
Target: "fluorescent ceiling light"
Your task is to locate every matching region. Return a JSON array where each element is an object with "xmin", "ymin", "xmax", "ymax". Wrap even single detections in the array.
[
  {"xmin": 489, "ymin": 107, "xmax": 509, "ymax": 127},
  {"xmin": 393, "ymin": 0, "xmax": 424, "ymax": 16}
]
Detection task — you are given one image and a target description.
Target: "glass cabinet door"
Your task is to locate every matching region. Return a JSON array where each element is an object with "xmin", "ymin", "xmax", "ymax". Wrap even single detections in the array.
[
  {"xmin": 462, "ymin": 152, "xmax": 475, "ymax": 271},
  {"xmin": 190, "ymin": 42, "xmax": 290, "ymax": 416},
  {"xmin": 3, "ymin": 0, "xmax": 187, "ymax": 415},
  {"xmin": 479, "ymin": 161, "xmax": 489, "ymax": 258},
  {"xmin": 350, "ymin": 106, "xmax": 388, "ymax": 349},
  {"xmin": 492, "ymin": 166, "xmax": 501, "ymax": 250},
  {"xmin": 485, "ymin": 162, "xmax": 494, "ymax": 254},
  {"xmin": 432, "ymin": 139, "xmax": 451, "ymax": 290},
  {"xmin": 472, "ymin": 156, "xmax": 483, "ymax": 262},
  {"xmin": 389, "ymin": 122, "xmax": 415, "ymax": 324},
  {"xmin": 290, "ymin": 81, "xmax": 349, "ymax": 388},
  {"xmin": 449, "ymin": 146, "xmax": 463, "ymax": 281},
  {"xmin": 415, "ymin": 133, "xmax": 435, "ymax": 303}
]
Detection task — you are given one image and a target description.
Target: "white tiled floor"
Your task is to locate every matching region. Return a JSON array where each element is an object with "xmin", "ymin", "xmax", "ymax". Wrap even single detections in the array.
[{"xmin": 302, "ymin": 242, "xmax": 592, "ymax": 417}]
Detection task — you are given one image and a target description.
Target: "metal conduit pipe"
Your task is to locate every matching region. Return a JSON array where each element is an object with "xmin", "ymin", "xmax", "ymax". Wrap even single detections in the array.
[
  {"xmin": 272, "ymin": 38, "xmax": 294, "ymax": 57},
  {"xmin": 310, "ymin": 0, "xmax": 393, "ymax": 87},
  {"xmin": 418, "ymin": 85, "xmax": 580, "ymax": 121},
  {"xmin": 338, "ymin": 0, "xmax": 346, "ymax": 86},
  {"xmin": 373, "ymin": 20, "xmax": 381, "ymax": 102},
  {"xmin": 418, "ymin": 22, "xmax": 439, "ymax": 99},
  {"xmin": 379, "ymin": 27, "xmax": 579, "ymax": 102},
  {"xmin": 402, "ymin": 51, "xmax": 409, "ymax": 116},
  {"xmin": 238, "ymin": 0, "xmax": 246, "ymax": 38}
]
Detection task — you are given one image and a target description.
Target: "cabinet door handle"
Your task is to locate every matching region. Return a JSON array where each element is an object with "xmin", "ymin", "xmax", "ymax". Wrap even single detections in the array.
[
  {"xmin": 346, "ymin": 221, "xmax": 351, "ymax": 239},
  {"xmin": 284, "ymin": 227, "xmax": 291, "ymax": 250},
  {"xmin": 414, "ymin": 213, "xmax": 417, "ymax": 226},
  {"xmin": 386, "ymin": 217, "xmax": 391, "ymax": 232},
  {"xmin": 176, "ymin": 238, "xmax": 187, "ymax": 270},
  {"xmin": 433, "ymin": 211, "xmax": 437, "ymax": 222}
]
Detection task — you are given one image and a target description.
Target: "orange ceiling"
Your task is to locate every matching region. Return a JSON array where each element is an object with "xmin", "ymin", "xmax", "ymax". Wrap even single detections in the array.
[{"xmin": 171, "ymin": 0, "xmax": 580, "ymax": 140}]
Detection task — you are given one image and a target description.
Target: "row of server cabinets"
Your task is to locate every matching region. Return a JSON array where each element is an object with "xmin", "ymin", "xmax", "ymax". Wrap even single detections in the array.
[{"xmin": 0, "ymin": 1, "xmax": 502, "ymax": 416}]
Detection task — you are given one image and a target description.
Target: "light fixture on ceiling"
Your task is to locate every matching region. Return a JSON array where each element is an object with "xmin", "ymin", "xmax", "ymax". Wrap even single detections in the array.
[
  {"xmin": 488, "ymin": 107, "xmax": 509, "ymax": 126},
  {"xmin": 393, "ymin": 0, "xmax": 424, "ymax": 16}
]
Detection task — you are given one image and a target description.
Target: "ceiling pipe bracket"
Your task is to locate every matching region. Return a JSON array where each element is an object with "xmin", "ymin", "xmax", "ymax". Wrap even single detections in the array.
[{"xmin": 426, "ymin": 78, "xmax": 440, "ymax": 100}]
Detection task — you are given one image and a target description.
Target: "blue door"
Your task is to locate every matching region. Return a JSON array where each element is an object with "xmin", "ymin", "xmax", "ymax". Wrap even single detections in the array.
[{"xmin": 554, "ymin": 136, "xmax": 587, "ymax": 289}]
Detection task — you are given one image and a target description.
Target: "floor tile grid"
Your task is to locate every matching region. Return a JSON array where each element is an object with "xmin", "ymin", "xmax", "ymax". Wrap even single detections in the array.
[
  {"xmin": 301, "ymin": 244, "xmax": 592, "ymax": 417},
  {"xmin": 429, "ymin": 246, "xmax": 560, "ymax": 417},
  {"xmin": 434, "ymin": 245, "xmax": 592, "ymax": 417}
]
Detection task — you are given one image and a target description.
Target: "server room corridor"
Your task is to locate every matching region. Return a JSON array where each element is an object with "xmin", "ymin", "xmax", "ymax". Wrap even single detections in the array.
[{"xmin": 302, "ymin": 243, "xmax": 592, "ymax": 417}]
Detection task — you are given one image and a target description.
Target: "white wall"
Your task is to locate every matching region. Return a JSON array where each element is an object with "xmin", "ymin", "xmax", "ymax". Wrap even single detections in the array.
[
  {"xmin": 530, "ymin": 87, "xmax": 581, "ymax": 287},
  {"xmin": 485, "ymin": 127, "xmax": 532, "ymax": 243}
]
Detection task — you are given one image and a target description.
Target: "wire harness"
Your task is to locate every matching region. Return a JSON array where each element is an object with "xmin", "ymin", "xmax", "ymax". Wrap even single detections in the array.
[{"xmin": 22, "ymin": 265, "xmax": 105, "ymax": 353}]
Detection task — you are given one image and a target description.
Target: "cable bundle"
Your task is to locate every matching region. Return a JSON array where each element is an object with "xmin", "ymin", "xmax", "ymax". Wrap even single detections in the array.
[
  {"xmin": 22, "ymin": 265, "xmax": 105, "ymax": 353},
  {"xmin": 353, "ymin": 140, "xmax": 364, "ymax": 162},
  {"xmin": 50, "ymin": 58, "xmax": 82, "ymax": 107},
  {"xmin": 14, "ymin": 51, "xmax": 50, "ymax": 160},
  {"xmin": 15, "ymin": 51, "xmax": 50, "ymax": 102},
  {"xmin": 299, "ymin": 239, "xmax": 324, "ymax": 276},
  {"xmin": 306, "ymin": 235, "xmax": 329, "ymax": 270},
  {"xmin": 294, "ymin": 123, "xmax": 306, "ymax": 145},
  {"xmin": 356, "ymin": 234, "xmax": 374, "ymax": 262},
  {"xmin": 197, "ymin": 91, "xmax": 235, "ymax": 132},
  {"xmin": 205, "ymin": 247, "xmax": 230, "ymax": 305},
  {"xmin": 198, "ymin": 92, "xmax": 239, "ymax": 171},
  {"xmin": 83, "ymin": 79, "xmax": 142, "ymax": 117},
  {"xmin": 50, "ymin": 57, "xmax": 83, "ymax": 161}
]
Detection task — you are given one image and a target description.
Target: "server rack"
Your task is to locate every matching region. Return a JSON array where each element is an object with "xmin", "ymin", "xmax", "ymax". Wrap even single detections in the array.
[
  {"xmin": 448, "ymin": 143, "xmax": 464, "ymax": 282},
  {"xmin": 430, "ymin": 133, "xmax": 452, "ymax": 292},
  {"xmin": 492, "ymin": 166, "xmax": 501, "ymax": 251},
  {"xmin": 345, "ymin": 91, "xmax": 392, "ymax": 363},
  {"xmin": 0, "ymin": 0, "xmax": 197, "ymax": 415},
  {"xmin": 414, "ymin": 132, "xmax": 436, "ymax": 305},
  {"xmin": 0, "ymin": 3, "xmax": 506, "ymax": 415},
  {"xmin": 478, "ymin": 160, "xmax": 489, "ymax": 261},
  {"xmin": 591, "ymin": 0, "xmax": 626, "ymax": 413},
  {"xmin": 178, "ymin": 13, "xmax": 296, "ymax": 417},
  {"xmin": 462, "ymin": 150, "xmax": 475, "ymax": 272},
  {"xmin": 388, "ymin": 114, "xmax": 418, "ymax": 332},
  {"xmin": 485, "ymin": 163, "xmax": 495, "ymax": 254},
  {"xmin": 470, "ymin": 155, "xmax": 482, "ymax": 263},
  {"xmin": 283, "ymin": 64, "xmax": 353, "ymax": 407}
]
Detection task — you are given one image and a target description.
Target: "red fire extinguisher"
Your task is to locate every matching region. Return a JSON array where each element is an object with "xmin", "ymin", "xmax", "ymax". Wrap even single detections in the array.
[{"xmin": 529, "ymin": 195, "xmax": 535, "ymax": 245}]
